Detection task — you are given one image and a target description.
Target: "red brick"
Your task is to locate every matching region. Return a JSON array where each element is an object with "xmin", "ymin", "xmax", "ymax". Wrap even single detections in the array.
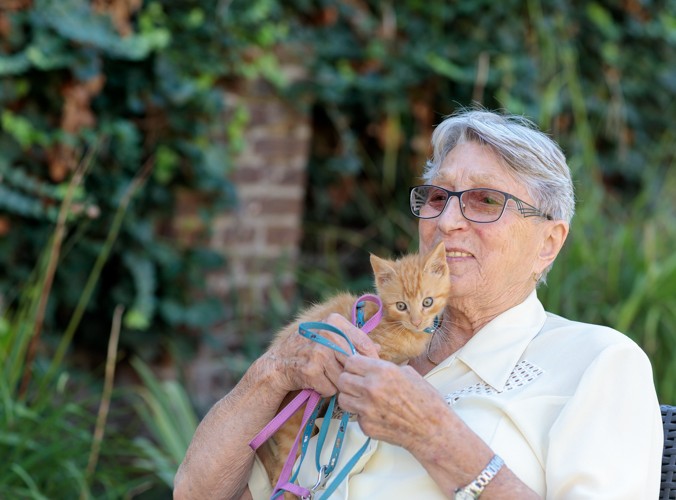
[
  {"xmin": 230, "ymin": 167, "xmax": 263, "ymax": 183},
  {"xmin": 254, "ymin": 137, "xmax": 309, "ymax": 159},
  {"xmin": 251, "ymin": 197, "xmax": 303, "ymax": 216},
  {"xmin": 266, "ymin": 226, "xmax": 302, "ymax": 246},
  {"xmin": 221, "ymin": 226, "xmax": 256, "ymax": 244},
  {"xmin": 247, "ymin": 102, "xmax": 270, "ymax": 126},
  {"xmin": 280, "ymin": 169, "xmax": 306, "ymax": 185}
]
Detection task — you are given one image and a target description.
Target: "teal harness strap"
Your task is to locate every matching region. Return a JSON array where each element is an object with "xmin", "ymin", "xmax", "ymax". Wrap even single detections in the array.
[
  {"xmin": 286, "ymin": 296, "xmax": 381, "ymax": 498},
  {"xmin": 318, "ymin": 437, "xmax": 371, "ymax": 499},
  {"xmin": 424, "ymin": 314, "xmax": 441, "ymax": 334},
  {"xmin": 314, "ymin": 395, "xmax": 338, "ymax": 473},
  {"xmin": 298, "ymin": 322, "xmax": 356, "ymax": 356},
  {"xmin": 295, "ymin": 322, "xmax": 359, "ymax": 496},
  {"xmin": 285, "ymin": 400, "xmax": 324, "ymax": 495},
  {"xmin": 315, "ymin": 301, "xmax": 375, "ymax": 499}
]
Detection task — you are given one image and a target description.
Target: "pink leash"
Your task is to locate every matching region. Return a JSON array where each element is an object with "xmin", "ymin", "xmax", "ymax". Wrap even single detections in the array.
[{"xmin": 249, "ymin": 294, "xmax": 383, "ymax": 498}]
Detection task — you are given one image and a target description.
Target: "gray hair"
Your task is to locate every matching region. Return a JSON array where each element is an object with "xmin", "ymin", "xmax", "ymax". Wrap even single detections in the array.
[{"xmin": 423, "ymin": 109, "xmax": 575, "ymax": 224}]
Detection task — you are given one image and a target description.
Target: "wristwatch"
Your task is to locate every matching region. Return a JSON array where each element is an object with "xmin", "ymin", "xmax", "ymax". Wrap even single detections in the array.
[{"xmin": 454, "ymin": 454, "xmax": 504, "ymax": 499}]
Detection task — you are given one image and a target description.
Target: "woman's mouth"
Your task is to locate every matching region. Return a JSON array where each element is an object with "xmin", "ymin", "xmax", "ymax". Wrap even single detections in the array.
[{"xmin": 446, "ymin": 250, "xmax": 472, "ymax": 258}]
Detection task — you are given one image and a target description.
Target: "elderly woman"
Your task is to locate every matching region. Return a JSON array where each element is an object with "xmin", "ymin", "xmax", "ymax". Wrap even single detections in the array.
[{"xmin": 174, "ymin": 110, "xmax": 663, "ymax": 499}]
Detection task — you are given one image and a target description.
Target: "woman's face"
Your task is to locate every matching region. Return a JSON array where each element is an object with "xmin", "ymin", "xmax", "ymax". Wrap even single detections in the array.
[{"xmin": 418, "ymin": 141, "xmax": 561, "ymax": 308}]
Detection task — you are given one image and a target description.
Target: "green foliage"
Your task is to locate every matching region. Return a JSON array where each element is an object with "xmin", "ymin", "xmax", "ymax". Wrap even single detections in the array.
[
  {"xmin": 0, "ymin": 0, "xmax": 289, "ymax": 361},
  {"xmin": 0, "ymin": 180, "xmax": 162, "ymax": 497},
  {"xmin": 0, "ymin": 2, "xmax": 292, "ymax": 490},
  {"xmin": 131, "ymin": 357, "xmax": 198, "ymax": 488}
]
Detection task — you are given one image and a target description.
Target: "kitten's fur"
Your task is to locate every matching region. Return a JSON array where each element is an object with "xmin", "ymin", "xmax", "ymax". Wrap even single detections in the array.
[{"xmin": 258, "ymin": 241, "xmax": 450, "ymax": 491}]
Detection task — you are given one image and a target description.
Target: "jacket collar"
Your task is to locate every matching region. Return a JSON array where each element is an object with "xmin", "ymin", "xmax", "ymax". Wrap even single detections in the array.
[{"xmin": 437, "ymin": 290, "xmax": 546, "ymax": 391}]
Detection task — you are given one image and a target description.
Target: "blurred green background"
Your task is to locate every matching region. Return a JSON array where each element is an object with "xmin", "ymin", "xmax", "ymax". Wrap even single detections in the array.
[{"xmin": 2, "ymin": 0, "xmax": 676, "ymax": 497}]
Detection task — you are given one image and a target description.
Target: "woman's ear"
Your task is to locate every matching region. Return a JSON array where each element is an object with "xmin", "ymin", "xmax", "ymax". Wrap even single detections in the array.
[{"xmin": 537, "ymin": 220, "xmax": 569, "ymax": 271}]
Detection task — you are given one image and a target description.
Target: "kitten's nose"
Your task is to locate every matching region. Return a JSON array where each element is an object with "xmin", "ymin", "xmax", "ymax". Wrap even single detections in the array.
[{"xmin": 412, "ymin": 317, "xmax": 422, "ymax": 328}]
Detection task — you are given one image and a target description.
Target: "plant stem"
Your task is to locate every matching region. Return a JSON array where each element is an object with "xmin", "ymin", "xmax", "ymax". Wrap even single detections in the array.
[
  {"xmin": 39, "ymin": 158, "xmax": 153, "ymax": 397},
  {"xmin": 83, "ymin": 304, "xmax": 124, "ymax": 496},
  {"xmin": 18, "ymin": 148, "xmax": 95, "ymax": 398}
]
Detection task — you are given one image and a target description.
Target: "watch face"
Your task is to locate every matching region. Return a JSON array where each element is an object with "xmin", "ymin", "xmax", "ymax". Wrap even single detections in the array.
[{"xmin": 454, "ymin": 489, "xmax": 478, "ymax": 500}]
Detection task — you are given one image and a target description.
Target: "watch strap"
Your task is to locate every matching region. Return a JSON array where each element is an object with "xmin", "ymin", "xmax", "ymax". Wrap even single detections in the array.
[{"xmin": 455, "ymin": 454, "xmax": 505, "ymax": 499}]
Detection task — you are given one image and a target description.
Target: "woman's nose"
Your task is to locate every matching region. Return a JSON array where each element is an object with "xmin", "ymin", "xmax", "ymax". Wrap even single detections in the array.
[{"xmin": 437, "ymin": 196, "xmax": 469, "ymax": 232}]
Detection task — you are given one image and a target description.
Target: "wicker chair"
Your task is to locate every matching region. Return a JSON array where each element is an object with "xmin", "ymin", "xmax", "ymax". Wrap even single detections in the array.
[{"xmin": 661, "ymin": 405, "xmax": 676, "ymax": 499}]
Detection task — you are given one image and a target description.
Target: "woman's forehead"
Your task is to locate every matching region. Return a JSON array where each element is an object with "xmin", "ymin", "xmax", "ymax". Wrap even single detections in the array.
[
  {"xmin": 433, "ymin": 169, "xmax": 500, "ymax": 187},
  {"xmin": 441, "ymin": 142, "xmax": 499, "ymax": 170},
  {"xmin": 433, "ymin": 163, "xmax": 520, "ymax": 192}
]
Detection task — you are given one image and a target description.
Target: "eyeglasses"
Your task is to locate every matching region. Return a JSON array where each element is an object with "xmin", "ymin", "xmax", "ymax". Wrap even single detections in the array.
[{"xmin": 409, "ymin": 185, "xmax": 551, "ymax": 223}]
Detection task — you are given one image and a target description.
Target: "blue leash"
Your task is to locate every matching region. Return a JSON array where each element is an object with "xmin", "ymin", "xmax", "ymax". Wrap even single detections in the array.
[
  {"xmin": 282, "ymin": 305, "xmax": 370, "ymax": 499},
  {"xmin": 299, "ymin": 321, "xmax": 356, "ymax": 357},
  {"xmin": 275, "ymin": 299, "xmax": 440, "ymax": 498},
  {"xmin": 270, "ymin": 322, "xmax": 353, "ymax": 499}
]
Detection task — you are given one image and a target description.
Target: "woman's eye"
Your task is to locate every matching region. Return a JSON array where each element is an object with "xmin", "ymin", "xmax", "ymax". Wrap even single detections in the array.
[
  {"xmin": 423, "ymin": 297, "xmax": 433, "ymax": 307},
  {"xmin": 396, "ymin": 302, "xmax": 407, "ymax": 311}
]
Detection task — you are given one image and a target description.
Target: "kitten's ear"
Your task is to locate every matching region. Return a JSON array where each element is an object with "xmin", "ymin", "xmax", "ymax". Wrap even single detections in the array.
[
  {"xmin": 424, "ymin": 241, "xmax": 448, "ymax": 276},
  {"xmin": 371, "ymin": 254, "xmax": 396, "ymax": 285}
]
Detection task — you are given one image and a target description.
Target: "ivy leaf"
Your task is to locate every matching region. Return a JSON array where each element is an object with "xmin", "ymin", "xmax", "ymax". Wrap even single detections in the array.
[
  {"xmin": 124, "ymin": 308, "xmax": 151, "ymax": 330},
  {"xmin": 0, "ymin": 52, "xmax": 31, "ymax": 76},
  {"xmin": 154, "ymin": 146, "xmax": 180, "ymax": 185},
  {"xmin": 122, "ymin": 252, "xmax": 157, "ymax": 332},
  {"xmin": 1, "ymin": 111, "xmax": 50, "ymax": 149},
  {"xmin": 36, "ymin": 0, "xmax": 169, "ymax": 61},
  {"xmin": 424, "ymin": 52, "xmax": 474, "ymax": 83}
]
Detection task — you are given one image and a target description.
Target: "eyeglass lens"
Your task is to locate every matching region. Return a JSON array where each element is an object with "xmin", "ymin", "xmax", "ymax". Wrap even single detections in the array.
[{"xmin": 410, "ymin": 186, "xmax": 507, "ymax": 222}]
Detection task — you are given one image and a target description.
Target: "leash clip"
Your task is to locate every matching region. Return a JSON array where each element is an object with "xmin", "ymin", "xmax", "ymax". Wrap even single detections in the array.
[{"xmin": 310, "ymin": 464, "xmax": 331, "ymax": 492}]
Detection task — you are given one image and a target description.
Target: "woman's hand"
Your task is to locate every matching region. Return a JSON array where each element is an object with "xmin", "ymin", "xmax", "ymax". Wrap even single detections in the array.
[
  {"xmin": 335, "ymin": 354, "xmax": 448, "ymax": 452},
  {"xmin": 263, "ymin": 313, "xmax": 381, "ymax": 398}
]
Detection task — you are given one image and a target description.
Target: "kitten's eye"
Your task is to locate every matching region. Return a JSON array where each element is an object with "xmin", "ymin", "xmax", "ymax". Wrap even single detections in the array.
[
  {"xmin": 422, "ymin": 297, "xmax": 433, "ymax": 307},
  {"xmin": 396, "ymin": 302, "xmax": 407, "ymax": 311}
]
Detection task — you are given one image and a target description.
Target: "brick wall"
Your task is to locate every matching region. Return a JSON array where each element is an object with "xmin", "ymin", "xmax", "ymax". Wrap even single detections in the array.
[
  {"xmin": 209, "ymin": 82, "xmax": 309, "ymax": 303},
  {"xmin": 186, "ymin": 77, "xmax": 311, "ymax": 410}
]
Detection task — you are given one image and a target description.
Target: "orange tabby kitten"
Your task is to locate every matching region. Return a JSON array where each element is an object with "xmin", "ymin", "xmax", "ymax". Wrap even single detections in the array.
[{"xmin": 258, "ymin": 241, "xmax": 450, "ymax": 490}]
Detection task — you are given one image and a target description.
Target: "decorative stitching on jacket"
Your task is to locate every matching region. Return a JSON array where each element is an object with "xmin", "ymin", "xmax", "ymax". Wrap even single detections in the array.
[{"xmin": 445, "ymin": 359, "xmax": 544, "ymax": 406}]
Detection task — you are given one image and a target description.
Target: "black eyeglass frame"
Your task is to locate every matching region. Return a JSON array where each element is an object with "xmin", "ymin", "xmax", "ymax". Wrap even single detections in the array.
[{"xmin": 409, "ymin": 185, "xmax": 552, "ymax": 223}]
